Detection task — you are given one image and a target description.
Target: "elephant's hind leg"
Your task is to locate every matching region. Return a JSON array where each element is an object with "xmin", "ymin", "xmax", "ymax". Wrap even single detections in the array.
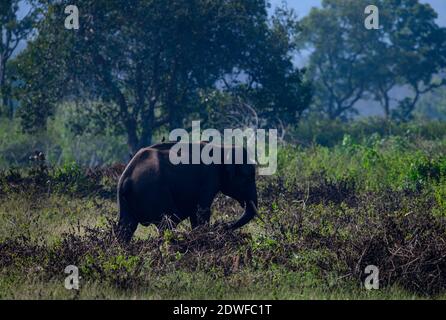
[
  {"xmin": 189, "ymin": 186, "xmax": 216, "ymax": 229},
  {"xmin": 189, "ymin": 205, "xmax": 212, "ymax": 229}
]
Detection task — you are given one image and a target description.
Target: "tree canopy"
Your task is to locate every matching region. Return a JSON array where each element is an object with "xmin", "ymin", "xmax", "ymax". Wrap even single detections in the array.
[
  {"xmin": 299, "ymin": 0, "xmax": 446, "ymax": 120},
  {"xmin": 16, "ymin": 0, "xmax": 311, "ymax": 152},
  {"xmin": 0, "ymin": 0, "xmax": 38, "ymax": 118}
]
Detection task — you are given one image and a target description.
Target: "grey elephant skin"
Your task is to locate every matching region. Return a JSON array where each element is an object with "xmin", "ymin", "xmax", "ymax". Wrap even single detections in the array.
[{"xmin": 116, "ymin": 142, "xmax": 259, "ymax": 242}]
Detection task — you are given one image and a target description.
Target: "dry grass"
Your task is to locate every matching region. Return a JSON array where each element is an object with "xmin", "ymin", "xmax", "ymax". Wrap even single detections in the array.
[{"xmin": 1, "ymin": 163, "xmax": 446, "ymax": 299}]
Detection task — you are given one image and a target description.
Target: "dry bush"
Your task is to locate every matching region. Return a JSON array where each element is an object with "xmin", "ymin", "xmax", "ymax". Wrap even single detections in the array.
[{"xmin": 1, "ymin": 163, "xmax": 446, "ymax": 296}]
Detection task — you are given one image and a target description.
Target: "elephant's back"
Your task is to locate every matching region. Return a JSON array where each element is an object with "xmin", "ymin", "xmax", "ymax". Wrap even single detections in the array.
[{"xmin": 126, "ymin": 148, "xmax": 163, "ymax": 186}]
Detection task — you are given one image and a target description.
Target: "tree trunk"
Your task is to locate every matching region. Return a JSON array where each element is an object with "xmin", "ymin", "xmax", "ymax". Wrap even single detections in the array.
[
  {"xmin": 6, "ymin": 94, "xmax": 12, "ymax": 119},
  {"xmin": 0, "ymin": 58, "xmax": 4, "ymax": 89},
  {"xmin": 2, "ymin": 83, "xmax": 12, "ymax": 119},
  {"xmin": 137, "ymin": 105, "xmax": 154, "ymax": 150},
  {"xmin": 168, "ymin": 102, "xmax": 183, "ymax": 131},
  {"xmin": 139, "ymin": 125, "xmax": 152, "ymax": 149},
  {"xmin": 327, "ymin": 96, "xmax": 336, "ymax": 120},
  {"xmin": 126, "ymin": 114, "xmax": 154, "ymax": 154},
  {"xmin": 0, "ymin": 55, "xmax": 6, "ymax": 116},
  {"xmin": 381, "ymin": 90, "xmax": 391, "ymax": 119},
  {"xmin": 166, "ymin": 57, "xmax": 183, "ymax": 131},
  {"xmin": 0, "ymin": 27, "xmax": 12, "ymax": 119},
  {"xmin": 126, "ymin": 118, "xmax": 140, "ymax": 154}
]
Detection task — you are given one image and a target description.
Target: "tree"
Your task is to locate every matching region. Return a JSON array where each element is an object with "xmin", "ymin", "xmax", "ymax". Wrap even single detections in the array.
[
  {"xmin": 299, "ymin": 0, "xmax": 446, "ymax": 120},
  {"xmin": 17, "ymin": 0, "xmax": 300, "ymax": 153},
  {"xmin": 299, "ymin": 0, "xmax": 377, "ymax": 119},
  {"xmin": 367, "ymin": 0, "xmax": 446, "ymax": 120},
  {"xmin": 414, "ymin": 86, "xmax": 446, "ymax": 121},
  {"xmin": 14, "ymin": 31, "xmax": 62, "ymax": 133},
  {"xmin": 0, "ymin": 0, "xmax": 37, "ymax": 118},
  {"xmin": 226, "ymin": 6, "xmax": 312, "ymax": 125}
]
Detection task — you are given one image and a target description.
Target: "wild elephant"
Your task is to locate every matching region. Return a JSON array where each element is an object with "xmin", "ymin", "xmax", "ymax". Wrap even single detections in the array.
[{"xmin": 115, "ymin": 142, "xmax": 258, "ymax": 242}]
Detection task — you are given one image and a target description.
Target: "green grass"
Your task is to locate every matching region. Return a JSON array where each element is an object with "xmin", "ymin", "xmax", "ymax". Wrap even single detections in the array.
[
  {"xmin": 1, "ymin": 133, "xmax": 446, "ymax": 300},
  {"xmin": 0, "ymin": 271, "xmax": 432, "ymax": 300},
  {"xmin": 0, "ymin": 191, "xmax": 444, "ymax": 299}
]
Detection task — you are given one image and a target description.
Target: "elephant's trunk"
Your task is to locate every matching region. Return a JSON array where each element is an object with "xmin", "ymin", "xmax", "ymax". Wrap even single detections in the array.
[{"xmin": 229, "ymin": 195, "xmax": 258, "ymax": 230}]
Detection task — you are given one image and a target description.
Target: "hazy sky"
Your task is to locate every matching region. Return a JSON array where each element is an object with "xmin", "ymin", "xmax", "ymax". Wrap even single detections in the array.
[
  {"xmin": 18, "ymin": 1, "xmax": 446, "ymax": 26},
  {"xmin": 270, "ymin": 0, "xmax": 446, "ymax": 26}
]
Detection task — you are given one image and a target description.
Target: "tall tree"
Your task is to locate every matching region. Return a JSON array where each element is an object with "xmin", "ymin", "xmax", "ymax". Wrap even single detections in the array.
[
  {"xmin": 299, "ymin": 0, "xmax": 446, "ymax": 120},
  {"xmin": 225, "ymin": 6, "xmax": 312, "ymax": 125},
  {"xmin": 0, "ymin": 0, "xmax": 37, "ymax": 118},
  {"xmin": 17, "ymin": 0, "xmax": 311, "ymax": 152},
  {"xmin": 299, "ymin": 0, "xmax": 377, "ymax": 119},
  {"xmin": 367, "ymin": 0, "xmax": 446, "ymax": 120}
]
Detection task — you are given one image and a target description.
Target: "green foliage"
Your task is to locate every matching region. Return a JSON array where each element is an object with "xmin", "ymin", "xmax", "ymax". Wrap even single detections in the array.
[
  {"xmin": 2, "ymin": 0, "xmax": 446, "ymax": 300},
  {"xmin": 299, "ymin": 0, "xmax": 446, "ymax": 120},
  {"xmin": 82, "ymin": 253, "xmax": 141, "ymax": 278},
  {"xmin": 0, "ymin": 112, "xmax": 128, "ymax": 169},
  {"xmin": 50, "ymin": 161, "xmax": 93, "ymax": 194},
  {"xmin": 2, "ymin": 128, "xmax": 446, "ymax": 297},
  {"xmin": 292, "ymin": 117, "xmax": 446, "ymax": 147},
  {"xmin": 278, "ymin": 132, "xmax": 446, "ymax": 192},
  {"xmin": 230, "ymin": 5, "xmax": 312, "ymax": 125},
  {"xmin": 15, "ymin": 0, "xmax": 311, "ymax": 152},
  {"xmin": 432, "ymin": 181, "xmax": 446, "ymax": 217},
  {"xmin": 407, "ymin": 156, "xmax": 446, "ymax": 187},
  {"xmin": 415, "ymin": 86, "xmax": 446, "ymax": 121},
  {"xmin": 299, "ymin": 0, "xmax": 373, "ymax": 119},
  {"xmin": 0, "ymin": 0, "xmax": 39, "ymax": 119}
]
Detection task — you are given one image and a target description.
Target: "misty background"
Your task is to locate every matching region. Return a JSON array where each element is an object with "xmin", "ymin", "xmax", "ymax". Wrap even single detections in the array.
[
  {"xmin": 271, "ymin": 0, "xmax": 446, "ymax": 116},
  {"xmin": 17, "ymin": 0, "xmax": 444, "ymax": 116}
]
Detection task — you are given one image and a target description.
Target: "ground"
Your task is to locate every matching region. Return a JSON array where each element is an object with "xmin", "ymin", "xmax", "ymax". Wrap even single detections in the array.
[{"xmin": 1, "ymin": 140, "xmax": 446, "ymax": 299}]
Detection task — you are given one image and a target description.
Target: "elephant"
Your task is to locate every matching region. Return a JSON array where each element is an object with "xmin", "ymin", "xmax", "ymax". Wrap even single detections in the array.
[{"xmin": 115, "ymin": 141, "xmax": 259, "ymax": 243}]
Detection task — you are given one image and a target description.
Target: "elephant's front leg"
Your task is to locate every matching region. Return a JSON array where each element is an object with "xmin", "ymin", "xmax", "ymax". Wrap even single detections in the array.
[
  {"xmin": 190, "ymin": 190, "xmax": 216, "ymax": 229},
  {"xmin": 190, "ymin": 207, "xmax": 211, "ymax": 229}
]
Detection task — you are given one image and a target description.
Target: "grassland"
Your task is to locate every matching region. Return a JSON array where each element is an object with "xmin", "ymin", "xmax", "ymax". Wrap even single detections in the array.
[{"xmin": 1, "ymin": 132, "xmax": 446, "ymax": 300}]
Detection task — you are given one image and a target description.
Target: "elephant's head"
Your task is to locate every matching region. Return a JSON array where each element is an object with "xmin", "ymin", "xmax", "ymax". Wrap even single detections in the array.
[{"xmin": 220, "ymin": 146, "xmax": 259, "ymax": 229}]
